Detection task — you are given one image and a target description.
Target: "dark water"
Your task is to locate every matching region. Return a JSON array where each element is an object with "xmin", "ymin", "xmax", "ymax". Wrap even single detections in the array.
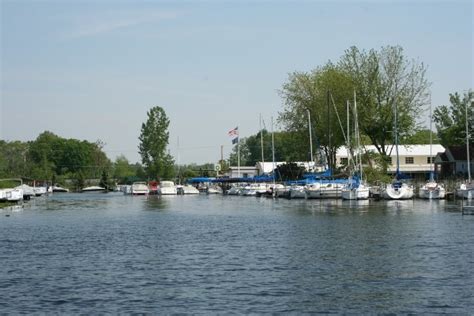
[{"xmin": 1, "ymin": 194, "xmax": 473, "ymax": 314}]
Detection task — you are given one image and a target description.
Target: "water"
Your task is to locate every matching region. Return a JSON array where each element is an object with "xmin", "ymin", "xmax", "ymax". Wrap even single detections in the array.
[{"xmin": 1, "ymin": 194, "xmax": 473, "ymax": 314}]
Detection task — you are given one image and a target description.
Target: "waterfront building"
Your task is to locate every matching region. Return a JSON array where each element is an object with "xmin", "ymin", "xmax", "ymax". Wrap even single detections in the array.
[{"xmin": 336, "ymin": 144, "xmax": 445, "ymax": 181}]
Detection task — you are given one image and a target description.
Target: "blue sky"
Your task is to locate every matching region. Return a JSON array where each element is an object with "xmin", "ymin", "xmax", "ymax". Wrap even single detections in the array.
[{"xmin": 1, "ymin": 0, "xmax": 472, "ymax": 164}]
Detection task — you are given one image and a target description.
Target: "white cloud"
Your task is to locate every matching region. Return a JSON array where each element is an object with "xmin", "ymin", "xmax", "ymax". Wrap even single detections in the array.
[{"xmin": 65, "ymin": 10, "xmax": 180, "ymax": 39}]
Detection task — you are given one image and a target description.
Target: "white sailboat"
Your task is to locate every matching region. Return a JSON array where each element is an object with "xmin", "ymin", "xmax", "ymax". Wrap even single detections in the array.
[
  {"xmin": 456, "ymin": 97, "xmax": 473, "ymax": 199},
  {"xmin": 342, "ymin": 92, "xmax": 370, "ymax": 200},
  {"xmin": 382, "ymin": 98, "xmax": 414, "ymax": 200},
  {"xmin": 419, "ymin": 96, "xmax": 445, "ymax": 199}
]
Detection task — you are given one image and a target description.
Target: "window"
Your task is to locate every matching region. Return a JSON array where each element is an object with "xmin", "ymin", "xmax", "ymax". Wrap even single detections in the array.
[
  {"xmin": 405, "ymin": 157, "xmax": 414, "ymax": 164},
  {"xmin": 427, "ymin": 156, "xmax": 435, "ymax": 164},
  {"xmin": 340, "ymin": 158, "xmax": 348, "ymax": 165}
]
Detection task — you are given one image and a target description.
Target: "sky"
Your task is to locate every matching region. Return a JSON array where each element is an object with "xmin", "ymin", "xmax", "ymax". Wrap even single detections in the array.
[{"xmin": 1, "ymin": 0, "xmax": 473, "ymax": 164}]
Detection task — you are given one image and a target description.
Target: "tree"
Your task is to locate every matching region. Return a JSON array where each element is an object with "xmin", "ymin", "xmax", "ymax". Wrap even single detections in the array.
[
  {"xmin": 138, "ymin": 106, "xmax": 175, "ymax": 179},
  {"xmin": 339, "ymin": 45, "xmax": 430, "ymax": 159},
  {"xmin": 433, "ymin": 90, "xmax": 473, "ymax": 146},
  {"xmin": 402, "ymin": 129, "xmax": 440, "ymax": 145},
  {"xmin": 99, "ymin": 170, "xmax": 109, "ymax": 191},
  {"xmin": 113, "ymin": 155, "xmax": 136, "ymax": 183},
  {"xmin": 278, "ymin": 63, "xmax": 354, "ymax": 169}
]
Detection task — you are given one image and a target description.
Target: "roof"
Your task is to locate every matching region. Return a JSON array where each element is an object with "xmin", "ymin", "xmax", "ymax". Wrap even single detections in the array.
[{"xmin": 447, "ymin": 145, "xmax": 474, "ymax": 161}]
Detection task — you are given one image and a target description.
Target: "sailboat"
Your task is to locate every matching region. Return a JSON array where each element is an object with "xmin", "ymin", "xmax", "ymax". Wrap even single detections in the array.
[
  {"xmin": 456, "ymin": 98, "xmax": 473, "ymax": 199},
  {"xmin": 382, "ymin": 98, "xmax": 414, "ymax": 200},
  {"xmin": 419, "ymin": 96, "xmax": 445, "ymax": 199},
  {"xmin": 342, "ymin": 92, "xmax": 370, "ymax": 200}
]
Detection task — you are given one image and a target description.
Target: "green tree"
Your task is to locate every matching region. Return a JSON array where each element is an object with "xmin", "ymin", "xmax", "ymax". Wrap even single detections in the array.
[
  {"xmin": 339, "ymin": 45, "xmax": 430, "ymax": 159},
  {"xmin": 279, "ymin": 63, "xmax": 355, "ymax": 170},
  {"xmin": 402, "ymin": 129, "xmax": 440, "ymax": 145},
  {"xmin": 0, "ymin": 141, "xmax": 29, "ymax": 177},
  {"xmin": 99, "ymin": 170, "xmax": 109, "ymax": 191},
  {"xmin": 113, "ymin": 155, "xmax": 136, "ymax": 183},
  {"xmin": 138, "ymin": 106, "xmax": 175, "ymax": 179},
  {"xmin": 433, "ymin": 90, "xmax": 473, "ymax": 146}
]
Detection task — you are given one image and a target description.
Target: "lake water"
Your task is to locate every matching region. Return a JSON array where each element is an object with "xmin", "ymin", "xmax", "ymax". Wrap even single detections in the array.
[{"xmin": 1, "ymin": 193, "xmax": 473, "ymax": 314}]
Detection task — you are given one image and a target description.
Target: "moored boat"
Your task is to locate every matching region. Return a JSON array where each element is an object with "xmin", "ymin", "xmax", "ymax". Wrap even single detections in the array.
[{"xmin": 131, "ymin": 182, "xmax": 149, "ymax": 195}]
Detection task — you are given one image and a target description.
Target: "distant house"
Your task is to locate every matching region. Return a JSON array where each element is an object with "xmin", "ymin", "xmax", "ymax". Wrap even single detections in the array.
[
  {"xmin": 336, "ymin": 144, "xmax": 445, "ymax": 181},
  {"xmin": 434, "ymin": 145, "xmax": 474, "ymax": 179}
]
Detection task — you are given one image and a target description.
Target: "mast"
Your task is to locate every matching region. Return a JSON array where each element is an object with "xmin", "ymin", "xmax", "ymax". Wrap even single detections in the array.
[
  {"xmin": 307, "ymin": 109, "xmax": 314, "ymax": 167},
  {"xmin": 394, "ymin": 98, "xmax": 400, "ymax": 178},
  {"xmin": 346, "ymin": 100, "xmax": 351, "ymax": 175},
  {"xmin": 354, "ymin": 90, "xmax": 362, "ymax": 181},
  {"xmin": 260, "ymin": 114, "xmax": 265, "ymax": 164},
  {"xmin": 466, "ymin": 99, "xmax": 471, "ymax": 183},
  {"xmin": 177, "ymin": 136, "xmax": 180, "ymax": 185},
  {"xmin": 271, "ymin": 116, "xmax": 276, "ymax": 186},
  {"xmin": 429, "ymin": 94, "xmax": 434, "ymax": 181}
]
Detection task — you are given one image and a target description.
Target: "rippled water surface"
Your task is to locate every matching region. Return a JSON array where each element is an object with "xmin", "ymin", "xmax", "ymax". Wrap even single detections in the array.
[{"xmin": 1, "ymin": 193, "xmax": 473, "ymax": 313}]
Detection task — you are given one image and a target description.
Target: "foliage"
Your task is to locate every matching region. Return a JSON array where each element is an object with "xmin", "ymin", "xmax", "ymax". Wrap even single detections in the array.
[
  {"xmin": 113, "ymin": 155, "xmax": 136, "ymax": 183},
  {"xmin": 339, "ymin": 45, "xmax": 430, "ymax": 158},
  {"xmin": 279, "ymin": 63, "xmax": 354, "ymax": 170},
  {"xmin": 401, "ymin": 129, "xmax": 440, "ymax": 144},
  {"xmin": 229, "ymin": 130, "xmax": 317, "ymax": 166},
  {"xmin": 99, "ymin": 170, "xmax": 109, "ymax": 191},
  {"xmin": 138, "ymin": 106, "xmax": 175, "ymax": 180},
  {"xmin": 433, "ymin": 90, "xmax": 473, "ymax": 146},
  {"xmin": 275, "ymin": 162, "xmax": 306, "ymax": 181},
  {"xmin": 0, "ymin": 140, "xmax": 29, "ymax": 178}
]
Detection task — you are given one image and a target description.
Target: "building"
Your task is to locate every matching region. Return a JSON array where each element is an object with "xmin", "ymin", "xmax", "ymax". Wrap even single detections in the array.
[
  {"xmin": 434, "ymin": 145, "xmax": 474, "ymax": 179},
  {"xmin": 336, "ymin": 144, "xmax": 445, "ymax": 181},
  {"xmin": 226, "ymin": 162, "xmax": 320, "ymax": 178}
]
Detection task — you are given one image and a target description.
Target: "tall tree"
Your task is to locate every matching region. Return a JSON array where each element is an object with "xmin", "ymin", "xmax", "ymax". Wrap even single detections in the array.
[
  {"xmin": 339, "ymin": 45, "xmax": 430, "ymax": 158},
  {"xmin": 433, "ymin": 90, "xmax": 473, "ymax": 146},
  {"xmin": 138, "ymin": 106, "xmax": 175, "ymax": 179},
  {"xmin": 279, "ymin": 63, "xmax": 354, "ymax": 170}
]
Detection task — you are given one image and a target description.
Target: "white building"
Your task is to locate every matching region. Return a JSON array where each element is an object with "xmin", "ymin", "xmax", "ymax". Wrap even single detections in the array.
[{"xmin": 336, "ymin": 144, "xmax": 445, "ymax": 179}]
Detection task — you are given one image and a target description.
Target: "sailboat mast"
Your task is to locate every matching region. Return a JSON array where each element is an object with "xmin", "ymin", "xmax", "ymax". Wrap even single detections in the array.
[
  {"xmin": 177, "ymin": 136, "xmax": 180, "ymax": 185},
  {"xmin": 271, "ymin": 116, "xmax": 276, "ymax": 186},
  {"xmin": 466, "ymin": 99, "xmax": 471, "ymax": 183},
  {"xmin": 429, "ymin": 94, "xmax": 433, "ymax": 181},
  {"xmin": 260, "ymin": 114, "xmax": 265, "ymax": 165},
  {"xmin": 354, "ymin": 90, "xmax": 362, "ymax": 181},
  {"xmin": 394, "ymin": 99, "xmax": 400, "ymax": 177},
  {"xmin": 307, "ymin": 109, "xmax": 314, "ymax": 165}
]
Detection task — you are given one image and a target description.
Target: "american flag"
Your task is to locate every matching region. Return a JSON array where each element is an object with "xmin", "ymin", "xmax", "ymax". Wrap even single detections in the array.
[
  {"xmin": 228, "ymin": 126, "xmax": 239, "ymax": 138},
  {"xmin": 228, "ymin": 126, "xmax": 239, "ymax": 144}
]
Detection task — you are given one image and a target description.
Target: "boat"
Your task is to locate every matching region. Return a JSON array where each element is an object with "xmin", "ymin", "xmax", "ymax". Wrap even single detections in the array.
[
  {"xmin": 207, "ymin": 185, "xmax": 223, "ymax": 194},
  {"xmin": 148, "ymin": 181, "xmax": 159, "ymax": 195},
  {"xmin": 131, "ymin": 182, "xmax": 149, "ymax": 195},
  {"xmin": 382, "ymin": 98, "xmax": 414, "ymax": 200},
  {"xmin": 81, "ymin": 186, "xmax": 106, "ymax": 193},
  {"xmin": 289, "ymin": 185, "xmax": 306, "ymax": 199},
  {"xmin": 52, "ymin": 185, "xmax": 69, "ymax": 193},
  {"xmin": 341, "ymin": 93, "xmax": 370, "ymax": 200},
  {"xmin": 419, "ymin": 181, "xmax": 446, "ymax": 199},
  {"xmin": 274, "ymin": 184, "xmax": 290, "ymax": 198},
  {"xmin": 33, "ymin": 186, "xmax": 47, "ymax": 196},
  {"xmin": 15, "ymin": 184, "xmax": 35, "ymax": 200},
  {"xmin": 305, "ymin": 181, "xmax": 344, "ymax": 199},
  {"xmin": 0, "ymin": 188, "xmax": 23, "ymax": 202},
  {"xmin": 419, "ymin": 96, "xmax": 445, "ymax": 199},
  {"xmin": 176, "ymin": 185, "xmax": 199, "ymax": 195},
  {"xmin": 158, "ymin": 181, "xmax": 177, "ymax": 195},
  {"xmin": 456, "ymin": 101, "xmax": 473, "ymax": 199}
]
